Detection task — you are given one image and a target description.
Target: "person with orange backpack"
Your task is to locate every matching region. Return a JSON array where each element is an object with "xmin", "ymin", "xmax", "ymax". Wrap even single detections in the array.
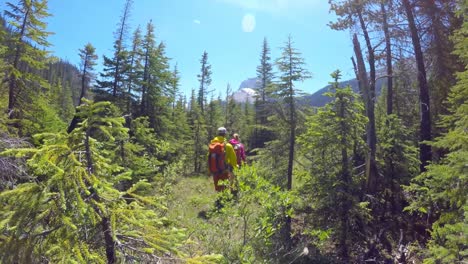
[{"xmin": 208, "ymin": 127, "xmax": 238, "ymax": 192}]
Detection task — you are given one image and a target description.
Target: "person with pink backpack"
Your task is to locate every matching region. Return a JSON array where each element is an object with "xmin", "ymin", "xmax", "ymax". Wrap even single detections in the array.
[{"xmin": 229, "ymin": 133, "xmax": 246, "ymax": 167}]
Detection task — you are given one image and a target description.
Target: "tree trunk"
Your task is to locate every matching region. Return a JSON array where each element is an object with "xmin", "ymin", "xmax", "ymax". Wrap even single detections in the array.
[
  {"xmin": 112, "ymin": 0, "xmax": 131, "ymax": 98},
  {"xmin": 79, "ymin": 56, "xmax": 88, "ymax": 105},
  {"xmin": 352, "ymin": 34, "xmax": 378, "ymax": 193},
  {"xmin": 8, "ymin": 7, "xmax": 30, "ymax": 118},
  {"xmin": 102, "ymin": 216, "xmax": 117, "ymax": 263},
  {"xmin": 140, "ymin": 51, "xmax": 149, "ymax": 115},
  {"xmin": 338, "ymin": 93, "xmax": 350, "ymax": 263},
  {"xmin": 84, "ymin": 129, "xmax": 116, "ymax": 263},
  {"xmin": 381, "ymin": 1, "xmax": 394, "ymax": 115},
  {"xmin": 402, "ymin": 0, "xmax": 432, "ymax": 172}
]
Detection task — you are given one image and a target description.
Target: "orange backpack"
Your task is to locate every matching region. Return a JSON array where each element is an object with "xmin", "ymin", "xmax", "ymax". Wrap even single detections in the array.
[{"xmin": 208, "ymin": 141, "xmax": 226, "ymax": 174}]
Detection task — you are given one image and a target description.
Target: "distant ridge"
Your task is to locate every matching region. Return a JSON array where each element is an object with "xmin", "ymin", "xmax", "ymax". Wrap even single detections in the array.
[
  {"xmin": 232, "ymin": 77, "xmax": 386, "ymax": 106},
  {"xmin": 300, "ymin": 77, "xmax": 387, "ymax": 107}
]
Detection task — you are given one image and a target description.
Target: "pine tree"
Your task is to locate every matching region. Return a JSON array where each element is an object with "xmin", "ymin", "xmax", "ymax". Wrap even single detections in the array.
[
  {"xmin": 168, "ymin": 64, "xmax": 180, "ymax": 119},
  {"xmin": 146, "ymin": 41, "xmax": 172, "ymax": 136},
  {"xmin": 78, "ymin": 43, "xmax": 98, "ymax": 104},
  {"xmin": 125, "ymin": 26, "xmax": 143, "ymax": 114},
  {"xmin": 254, "ymin": 37, "xmax": 275, "ymax": 148},
  {"xmin": 206, "ymin": 95, "xmax": 223, "ymax": 140},
  {"xmin": 197, "ymin": 51, "xmax": 212, "ymax": 113},
  {"xmin": 188, "ymin": 89, "xmax": 207, "ymax": 173},
  {"xmin": 96, "ymin": 0, "xmax": 132, "ymax": 104},
  {"xmin": 256, "ymin": 37, "xmax": 274, "ymax": 103},
  {"xmin": 0, "ymin": 100, "xmax": 186, "ymax": 263},
  {"xmin": 298, "ymin": 70, "xmax": 367, "ymax": 262},
  {"xmin": 402, "ymin": 0, "xmax": 432, "ymax": 172},
  {"xmin": 3, "ymin": 0, "xmax": 51, "ymax": 120},
  {"xmin": 67, "ymin": 43, "xmax": 99, "ymax": 133},
  {"xmin": 405, "ymin": 2, "xmax": 468, "ymax": 260},
  {"xmin": 275, "ymin": 35, "xmax": 311, "ymax": 191},
  {"xmin": 139, "ymin": 20, "xmax": 156, "ymax": 115},
  {"xmin": 274, "ymin": 35, "xmax": 310, "ymax": 249}
]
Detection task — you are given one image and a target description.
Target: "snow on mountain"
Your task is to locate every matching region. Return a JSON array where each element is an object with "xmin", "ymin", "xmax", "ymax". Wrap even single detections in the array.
[
  {"xmin": 231, "ymin": 77, "xmax": 258, "ymax": 103},
  {"xmin": 232, "ymin": 87, "xmax": 257, "ymax": 103}
]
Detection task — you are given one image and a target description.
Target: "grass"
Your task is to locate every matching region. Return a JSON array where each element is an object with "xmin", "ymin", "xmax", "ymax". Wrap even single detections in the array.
[{"xmin": 167, "ymin": 174, "xmax": 218, "ymax": 228}]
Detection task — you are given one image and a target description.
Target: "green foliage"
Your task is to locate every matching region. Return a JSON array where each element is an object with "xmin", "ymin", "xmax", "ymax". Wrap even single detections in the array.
[
  {"xmin": 405, "ymin": 2, "xmax": 468, "ymax": 261},
  {"xmin": 3, "ymin": 0, "xmax": 52, "ymax": 130},
  {"xmin": 297, "ymin": 73, "xmax": 369, "ymax": 261},
  {"xmin": 0, "ymin": 101, "xmax": 186, "ymax": 262},
  {"xmin": 197, "ymin": 165, "xmax": 296, "ymax": 263},
  {"xmin": 206, "ymin": 97, "xmax": 224, "ymax": 140},
  {"xmin": 189, "ymin": 89, "xmax": 208, "ymax": 173},
  {"xmin": 197, "ymin": 51, "xmax": 212, "ymax": 112}
]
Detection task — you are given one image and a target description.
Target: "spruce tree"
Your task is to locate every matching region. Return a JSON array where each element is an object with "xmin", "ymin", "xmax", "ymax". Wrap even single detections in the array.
[
  {"xmin": 125, "ymin": 26, "xmax": 143, "ymax": 114},
  {"xmin": 78, "ymin": 43, "xmax": 98, "ymax": 104},
  {"xmin": 4, "ymin": 0, "xmax": 51, "ymax": 121},
  {"xmin": 298, "ymin": 71, "xmax": 367, "ymax": 262},
  {"xmin": 274, "ymin": 35, "xmax": 310, "ymax": 249},
  {"xmin": 96, "ymin": 0, "xmax": 132, "ymax": 104},
  {"xmin": 405, "ymin": 3, "xmax": 468, "ymax": 260},
  {"xmin": 402, "ymin": 0, "xmax": 432, "ymax": 171},
  {"xmin": 0, "ymin": 100, "xmax": 185, "ymax": 263},
  {"xmin": 139, "ymin": 20, "xmax": 156, "ymax": 116},
  {"xmin": 275, "ymin": 35, "xmax": 310, "ymax": 191},
  {"xmin": 197, "ymin": 51, "xmax": 212, "ymax": 113},
  {"xmin": 146, "ymin": 41, "xmax": 172, "ymax": 136},
  {"xmin": 188, "ymin": 89, "xmax": 207, "ymax": 173},
  {"xmin": 254, "ymin": 37, "xmax": 275, "ymax": 148}
]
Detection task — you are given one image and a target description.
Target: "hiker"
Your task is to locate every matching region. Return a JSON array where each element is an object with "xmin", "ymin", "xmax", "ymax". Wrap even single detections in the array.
[
  {"xmin": 208, "ymin": 127, "xmax": 238, "ymax": 192},
  {"xmin": 229, "ymin": 133, "xmax": 246, "ymax": 167}
]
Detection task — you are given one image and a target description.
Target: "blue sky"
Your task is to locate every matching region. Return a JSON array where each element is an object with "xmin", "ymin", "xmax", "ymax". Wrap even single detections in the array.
[{"xmin": 8, "ymin": 0, "xmax": 356, "ymax": 97}]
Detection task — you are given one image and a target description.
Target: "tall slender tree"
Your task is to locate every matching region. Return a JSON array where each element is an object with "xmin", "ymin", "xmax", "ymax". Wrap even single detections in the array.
[
  {"xmin": 275, "ymin": 35, "xmax": 311, "ymax": 191},
  {"xmin": 330, "ymin": 0, "xmax": 378, "ymax": 193},
  {"xmin": 96, "ymin": 0, "xmax": 132, "ymax": 101},
  {"xmin": 275, "ymin": 35, "xmax": 310, "ymax": 248},
  {"xmin": 126, "ymin": 25, "xmax": 143, "ymax": 114},
  {"xmin": 4, "ymin": 0, "xmax": 51, "ymax": 119},
  {"xmin": 78, "ymin": 43, "xmax": 98, "ymax": 104},
  {"xmin": 298, "ymin": 71, "xmax": 367, "ymax": 262},
  {"xmin": 402, "ymin": 0, "xmax": 432, "ymax": 171},
  {"xmin": 254, "ymin": 38, "xmax": 275, "ymax": 148},
  {"xmin": 168, "ymin": 64, "xmax": 180, "ymax": 119},
  {"xmin": 140, "ymin": 20, "xmax": 155, "ymax": 115},
  {"xmin": 67, "ymin": 43, "xmax": 98, "ymax": 133},
  {"xmin": 380, "ymin": 0, "xmax": 394, "ymax": 115},
  {"xmin": 256, "ymin": 37, "xmax": 274, "ymax": 103},
  {"xmin": 197, "ymin": 51, "xmax": 212, "ymax": 113}
]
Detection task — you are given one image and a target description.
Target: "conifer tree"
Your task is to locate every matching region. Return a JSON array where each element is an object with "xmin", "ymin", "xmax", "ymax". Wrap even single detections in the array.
[
  {"xmin": 298, "ymin": 71, "xmax": 367, "ymax": 262},
  {"xmin": 78, "ymin": 43, "xmax": 98, "ymax": 104},
  {"xmin": 0, "ymin": 100, "xmax": 185, "ymax": 263},
  {"xmin": 206, "ymin": 95, "xmax": 223, "ymax": 140},
  {"xmin": 406, "ymin": 3, "xmax": 468, "ymax": 260},
  {"xmin": 125, "ymin": 26, "xmax": 143, "ymax": 114},
  {"xmin": 254, "ymin": 38, "xmax": 275, "ymax": 148},
  {"xmin": 139, "ymin": 20, "xmax": 156, "ymax": 115},
  {"xmin": 67, "ymin": 44, "xmax": 98, "ymax": 133},
  {"xmin": 275, "ymin": 35, "xmax": 311, "ymax": 191},
  {"xmin": 197, "ymin": 51, "xmax": 212, "ymax": 113},
  {"xmin": 402, "ymin": 0, "xmax": 432, "ymax": 171},
  {"xmin": 168, "ymin": 64, "xmax": 180, "ymax": 118},
  {"xmin": 146, "ymin": 41, "xmax": 172, "ymax": 136},
  {"xmin": 96, "ymin": 0, "xmax": 132, "ymax": 103},
  {"xmin": 274, "ymin": 35, "xmax": 310, "ymax": 249},
  {"xmin": 256, "ymin": 37, "xmax": 274, "ymax": 103},
  {"xmin": 4, "ymin": 0, "xmax": 51, "ymax": 120},
  {"xmin": 188, "ymin": 89, "xmax": 207, "ymax": 173}
]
